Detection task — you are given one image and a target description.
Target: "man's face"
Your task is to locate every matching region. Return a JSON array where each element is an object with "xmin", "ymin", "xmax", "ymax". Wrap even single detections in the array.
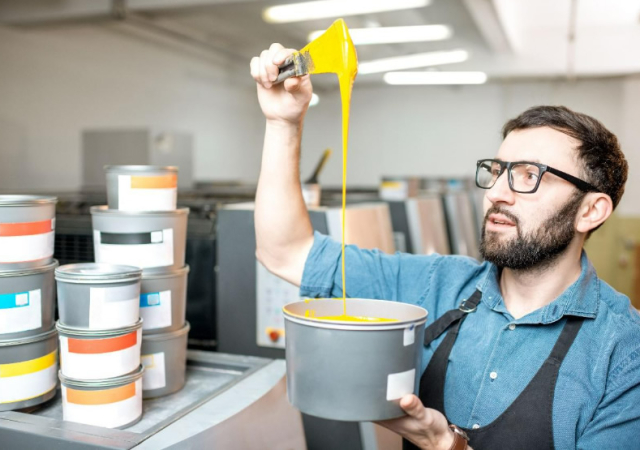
[{"xmin": 479, "ymin": 127, "xmax": 586, "ymax": 270}]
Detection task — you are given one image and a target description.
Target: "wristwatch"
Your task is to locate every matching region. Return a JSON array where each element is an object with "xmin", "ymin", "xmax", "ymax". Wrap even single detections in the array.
[{"xmin": 448, "ymin": 424, "xmax": 469, "ymax": 450}]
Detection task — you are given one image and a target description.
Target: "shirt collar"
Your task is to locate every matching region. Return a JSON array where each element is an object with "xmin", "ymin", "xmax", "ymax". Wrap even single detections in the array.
[{"xmin": 475, "ymin": 251, "xmax": 599, "ymax": 324}]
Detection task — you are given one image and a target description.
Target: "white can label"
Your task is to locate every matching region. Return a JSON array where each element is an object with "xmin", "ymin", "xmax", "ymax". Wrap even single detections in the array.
[
  {"xmin": 403, "ymin": 324, "xmax": 415, "ymax": 346},
  {"xmin": 141, "ymin": 352, "xmax": 167, "ymax": 391},
  {"xmin": 89, "ymin": 286, "xmax": 140, "ymax": 329},
  {"xmin": 0, "ymin": 289, "xmax": 42, "ymax": 335},
  {"xmin": 386, "ymin": 368, "xmax": 416, "ymax": 401},
  {"xmin": 0, "ymin": 350, "xmax": 57, "ymax": 404},
  {"xmin": 118, "ymin": 175, "xmax": 177, "ymax": 212},
  {"xmin": 94, "ymin": 228, "xmax": 174, "ymax": 269},
  {"xmin": 0, "ymin": 218, "xmax": 55, "ymax": 263},
  {"xmin": 140, "ymin": 290, "xmax": 172, "ymax": 330}
]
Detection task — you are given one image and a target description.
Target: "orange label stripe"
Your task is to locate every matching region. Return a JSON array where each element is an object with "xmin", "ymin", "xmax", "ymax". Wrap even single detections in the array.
[
  {"xmin": 0, "ymin": 220, "xmax": 53, "ymax": 237},
  {"xmin": 68, "ymin": 331, "xmax": 137, "ymax": 354},
  {"xmin": 67, "ymin": 382, "xmax": 136, "ymax": 405},
  {"xmin": 131, "ymin": 175, "xmax": 177, "ymax": 189}
]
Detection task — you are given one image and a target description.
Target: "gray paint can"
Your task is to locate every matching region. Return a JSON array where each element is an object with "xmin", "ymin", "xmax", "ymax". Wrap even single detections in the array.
[
  {"xmin": 55, "ymin": 263, "xmax": 142, "ymax": 330},
  {"xmin": 140, "ymin": 322, "xmax": 190, "ymax": 399},
  {"xmin": 105, "ymin": 165, "xmax": 178, "ymax": 212},
  {"xmin": 140, "ymin": 266, "xmax": 189, "ymax": 334},
  {"xmin": 57, "ymin": 319, "xmax": 142, "ymax": 380},
  {"xmin": 0, "ymin": 327, "xmax": 58, "ymax": 411},
  {"xmin": 0, "ymin": 195, "xmax": 57, "ymax": 270},
  {"xmin": 91, "ymin": 206, "xmax": 189, "ymax": 274},
  {"xmin": 0, "ymin": 260, "xmax": 58, "ymax": 340},
  {"xmin": 59, "ymin": 365, "xmax": 144, "ymax": 429},
  {"xmin": 283, "ymin": 298, "xmax": 428, "ymax": 421}
]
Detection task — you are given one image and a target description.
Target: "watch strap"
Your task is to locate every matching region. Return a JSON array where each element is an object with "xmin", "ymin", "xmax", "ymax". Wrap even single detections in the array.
[{"xmin": 448, "ymin": 424, "xmax": 469, "ymax": 450}]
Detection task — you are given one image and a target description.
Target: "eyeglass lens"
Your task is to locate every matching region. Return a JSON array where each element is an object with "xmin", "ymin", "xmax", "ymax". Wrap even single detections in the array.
[{"xmin": 477, "ymin": 160, "xmax": 542, "ymax": 193}]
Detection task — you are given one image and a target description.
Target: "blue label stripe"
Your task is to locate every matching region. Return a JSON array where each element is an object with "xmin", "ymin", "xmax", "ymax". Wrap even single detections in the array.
[
  {"xmin": 140, "ymin": 292, "xmax": 161, "ymax": 308},
  {"xmin": 0, "ymin": 292, "xmax": 30, "ymax": 310}
]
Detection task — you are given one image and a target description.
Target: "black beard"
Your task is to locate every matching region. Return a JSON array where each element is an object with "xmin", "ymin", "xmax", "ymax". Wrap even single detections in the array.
[{"xmin": 479, "ymin": 192, "xmax": 586, "ymax": 271}]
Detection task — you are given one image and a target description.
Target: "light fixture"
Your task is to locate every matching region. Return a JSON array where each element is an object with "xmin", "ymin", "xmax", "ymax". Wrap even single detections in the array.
[
  {"xmin": 310, "ymin": 93, "xmax": 320, "ymax": 106},
  {"xmin": 263, "ymin": 0, "xmax": 429, "ymax": 24},
  {"xmin": 308, "ymin": 25, "xmax": 452, "ymax": 45},
  {"xmin": 383, "ymin": 71, "xmax": 488, "ymax": 85},
  {"xmin": 358, "ymin": 50, "xmax": 468, "ymax": 74}
]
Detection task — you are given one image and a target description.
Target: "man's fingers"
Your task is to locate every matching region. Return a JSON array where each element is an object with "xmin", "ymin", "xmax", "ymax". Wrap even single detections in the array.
[
  {"xmin": 283, "ymin": 77, "xmax": 301, "ymax": 92},
  {"xmin": 250, "ymin": 57, "xmax": 260, "ymax": 82},
  {"xmin": 400, "ymin": 395, "xmax": 426, "ymax": 420},
  {"xmin": 272, "ymin": 47, "xmax": 295, "ymax": 66},
  {"xmin": 259, "ymin": 49, "xmax": 272, "ymax": 88}
]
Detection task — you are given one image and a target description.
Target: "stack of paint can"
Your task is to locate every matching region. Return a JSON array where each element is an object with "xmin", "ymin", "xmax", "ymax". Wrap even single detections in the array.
[
  {"xmin": 55, "ymin": 263, "xmax": 144, "ymax": 428},
  {"xmin": 91, "ymin": 166, "xmax": 190, "ymax": 400},
  {"xmin": 0, "ymin": 195, "xmax": 59, "ymax": 412}
]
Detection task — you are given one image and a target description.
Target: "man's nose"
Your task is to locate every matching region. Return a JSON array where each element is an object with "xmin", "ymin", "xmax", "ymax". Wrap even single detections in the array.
[{"xmin": 486, "ymin": 170, "xmax": 515, "ymax": 205}]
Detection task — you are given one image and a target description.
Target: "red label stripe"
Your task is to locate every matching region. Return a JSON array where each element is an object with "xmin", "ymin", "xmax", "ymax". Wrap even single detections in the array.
[
  {"xmin": 68, "ymin": 331, "xmax": 137, "ymax": 354},
  {"xmin": 0, "ymin": 220, "xmax": 53, "ymax": 237}
]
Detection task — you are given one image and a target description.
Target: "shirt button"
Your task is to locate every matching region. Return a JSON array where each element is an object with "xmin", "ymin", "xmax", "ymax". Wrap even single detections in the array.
[
  {"xmin": 490, "ymin": 371, "xmax": 498, "ymax": 380},
  {"xmin": 472, "ymin": 424, "xmax": 480, "ymax": 429},
  {"xmin": 508, "ymin": 324, "xmax": 516, "ymax": 331}
]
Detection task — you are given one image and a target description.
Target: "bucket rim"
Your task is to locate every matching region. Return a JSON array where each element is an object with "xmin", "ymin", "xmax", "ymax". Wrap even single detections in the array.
[
  {"xmin": 56, "ymin": 262, "xmax": 142, "ymax": 283},
  {"xmin": 59, "ymin": 365, "xmax": 144, "ymax": 388},
  {"xmin": 0, "ymin": 327, "xmax": 57, "ymax": 347},
  {"xmin": 104, "ymin": 165, "xmax": 178, "ymax": 173},
  {"xmin": 141, "ymin": 265, "xmax": 190, "ymax": 280},
  {"xmin": 0, "ymin": 259, "xmax": 59, "ymax": 278},
  {"xmin": 0, "ymin": 195, "xmax": 58, "ymax": 206},
  {"xmin": 90, "ymin": 205, "xmax": 189, "ymax": 216},
  {"xmin": 283, "ymin": 298, "xmax": 428, "ymax": 331},
  {"xmin": 56, "ymin": 318, "xmax": 143, "ymax": 337},
  {"xmin": 142, "ymin": 322, "xmax": 190, "ymax": 342}
]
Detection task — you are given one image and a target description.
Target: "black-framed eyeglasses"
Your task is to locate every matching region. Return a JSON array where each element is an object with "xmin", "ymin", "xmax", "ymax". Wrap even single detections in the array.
[{"xmin": 475, "ymin": 159, "xmax": 599, "ymax": 194}]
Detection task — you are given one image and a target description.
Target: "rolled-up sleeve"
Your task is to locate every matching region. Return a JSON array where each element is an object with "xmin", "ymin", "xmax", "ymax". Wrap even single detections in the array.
[{"xmin": 300, "ymin": 231, "xmax": 441, "ymax": 303}]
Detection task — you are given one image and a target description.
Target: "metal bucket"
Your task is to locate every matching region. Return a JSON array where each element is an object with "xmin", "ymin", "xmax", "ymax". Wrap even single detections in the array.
[
  {"xmin": 283, "ymin": 298, "xmax": 428, "ymax": 421},
  {"xmin": 0, "ymin": 195, "xmax": 57, "ymax": 270},
  {"xmin": 0, "ymin": 260, "xmax": 58, "ymax": 340},
  {"xmin": 140, "ymin": 266, "xmax": 189, "ymax": 334},
  {"xmin": 140, "ymin": 322, "xmax": 190, "ymax": 399},
  {"xmin": 57, "ymin": 320, "xmax": 142, "ymax": 380},
  {"xmin": 91, "ymin": 206, "xmax": 189, "ymax": 274},
  {"xmin": 55, "ymin": 263, "xmax": 142, "ymax": 330},
  {"xmin": 60, "ymin": 365, "xmax": 144, "ymax": 429},
  {"xmin": 0, "ymin": 327, "xmax": 58, "ymax": 411},
  {"xmin": 105, "ymin": 165, "xmax": 178, "ymax": 212}
]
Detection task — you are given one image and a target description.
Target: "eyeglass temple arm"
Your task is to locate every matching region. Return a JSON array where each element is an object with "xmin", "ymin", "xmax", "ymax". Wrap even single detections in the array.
[{"xmin": 545, "ymin": 166, "xmax": 598, "ymax": 192}]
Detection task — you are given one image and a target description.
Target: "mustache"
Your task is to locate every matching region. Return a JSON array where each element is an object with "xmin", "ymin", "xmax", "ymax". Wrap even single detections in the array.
[{"xmin": 484, "ymin": 205, "xmax": 520, "ymax": 227}]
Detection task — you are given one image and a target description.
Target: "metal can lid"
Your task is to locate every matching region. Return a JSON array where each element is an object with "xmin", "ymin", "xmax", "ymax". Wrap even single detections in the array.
[
  {"xmin": 59, "ymin": 365, "xmax": 145, "ymax": 389},
  {"xmin": 0, "ymin": 327, "xmax": 58, "ymax": 347},
  {"xmin": 104, "ymin": 165, "xmax": 178, "ymax": 173},
  {"xmin": 142, "ymin": 265, "xmax": 190, "ymax": 280},
  {"xmin": 56, "ymin": 318, "xmax": 143, "ymax": 337},
  {"xmin": 142, "ymin": 322, "xmax": 190, "ymax": 342},
  {"xmin": 55, "ymin": 263, "xmax": 142, "ymax": 284},
  {"xmin": 90, "ymin": 205, "xmax": 189, "ymax": 216},
  {"xmin": 0, "ymin": 195, "xmax": 57, "ymax": 206},
  {"xmin": 0, "ymin": 259, "xmax": 59, "ymax": 278}
]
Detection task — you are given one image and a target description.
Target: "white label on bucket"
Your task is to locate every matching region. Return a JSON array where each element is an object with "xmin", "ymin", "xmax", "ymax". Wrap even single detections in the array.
[
  {"xmin": 386, "ymin": 368, "xmax": 416, "ymax": 401},
  {"xmin": 140, "ymin": 290, "xmax": 172, "ymax": 330},
  {"xmin": 118, "ymin": 175, "xmax": 177, "ymax": 212},
  {"xmin": 0, "ymin": 232, "xmax": 54, "ymax": 263},
  {"xmin": 0, "ymin": 289, "xmax": 42, "ymax": 335},
  {"xmin": 62, "ymin": 379, "xmax": 142, "ymax": 429},
  {"xmin": 141, "ymin": 352, "xmax": 166, "ymax": 390},
  {"xmin": 403, "ymin": 324, "xmax": 415, "ymax": 346},
  {"xmin": 89, "ymin": 286, "xmax": 140, "ymax": 329},
  {"xmin": 0, "ymin": 351, "xmax": 57, "ymax": 404},
  {"xmin": 94, "ymin": 229, "xmax": 174, "ymax": 269}
]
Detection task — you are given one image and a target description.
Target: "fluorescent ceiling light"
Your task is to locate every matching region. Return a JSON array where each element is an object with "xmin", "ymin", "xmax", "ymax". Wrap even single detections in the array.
[
  {"xmin": 359, "ymin": 50, "xmax": 468, "ymax": 74},
  {"xmin": 308, "ymin": 25, "xmax": 452, "ymax": 45},
  {"xmin": 310, "ymin": 93, "xmax": 320, "ymax": 106},
  {"xmin": 263, "ymin": 0, "xmax": 429, "ymax": 24},
  {"xmin": 383, "ymin": 71, "xmax": 487, "ymax": 85}
]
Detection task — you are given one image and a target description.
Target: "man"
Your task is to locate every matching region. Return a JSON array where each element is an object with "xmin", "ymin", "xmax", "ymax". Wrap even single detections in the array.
[{"xmin": 250, "ymin": 44, "xmax": 640, "ymax": 449}]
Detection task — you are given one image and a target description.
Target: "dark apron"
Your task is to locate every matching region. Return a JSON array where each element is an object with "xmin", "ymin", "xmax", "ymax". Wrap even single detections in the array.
[{"xmin": 403, "ymin": 290, "xmax": 584, "ymax": 450}]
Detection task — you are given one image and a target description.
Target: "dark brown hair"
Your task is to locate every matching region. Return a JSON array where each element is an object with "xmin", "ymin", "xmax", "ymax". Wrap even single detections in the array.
[{"xmin": 502, "ymin": 105, "xmax": 628, "ymax": 210}]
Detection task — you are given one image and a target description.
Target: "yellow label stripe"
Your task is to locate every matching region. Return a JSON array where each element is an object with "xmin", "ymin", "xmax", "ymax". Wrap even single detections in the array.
[{"xmin": 0, "ymin": 350, "xmax": 57, "ymax": 378}]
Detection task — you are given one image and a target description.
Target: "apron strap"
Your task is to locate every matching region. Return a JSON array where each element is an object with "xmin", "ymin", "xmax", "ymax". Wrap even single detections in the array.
[{"xmin": 423, "ymin": 289, "xmax": 482, "ymax": 346}]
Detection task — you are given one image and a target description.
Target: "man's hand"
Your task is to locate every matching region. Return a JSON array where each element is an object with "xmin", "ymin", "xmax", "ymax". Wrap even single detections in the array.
[
  {"xmin": 376, "ymin": 394, "xmax": 463, "ymax": 450},
  {"xmin": 250, "ymin": 43, "xmax": 313, "ymax": 126}
]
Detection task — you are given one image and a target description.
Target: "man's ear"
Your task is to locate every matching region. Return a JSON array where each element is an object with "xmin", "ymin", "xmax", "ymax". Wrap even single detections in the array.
[{"xmin": 576, "ymin": 193, "xmax": 613, "ymax": 233}]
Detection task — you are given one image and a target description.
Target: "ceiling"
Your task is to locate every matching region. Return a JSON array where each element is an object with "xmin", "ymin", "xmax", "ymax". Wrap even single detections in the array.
[{"xmin": 1, "ymin": 0, "xmax": 640, "ymax": 84}]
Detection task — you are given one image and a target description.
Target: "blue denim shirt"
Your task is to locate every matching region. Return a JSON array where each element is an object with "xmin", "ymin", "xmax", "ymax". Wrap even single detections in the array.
[{"xmin": 300, "ymin": 232, "xmax": 640, "ymax": 449}]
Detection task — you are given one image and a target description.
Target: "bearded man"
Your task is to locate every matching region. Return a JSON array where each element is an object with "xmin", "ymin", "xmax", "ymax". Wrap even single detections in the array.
[{"xmin": 251, "ymin": 44, "xmax": 640, "ymax": 450}]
